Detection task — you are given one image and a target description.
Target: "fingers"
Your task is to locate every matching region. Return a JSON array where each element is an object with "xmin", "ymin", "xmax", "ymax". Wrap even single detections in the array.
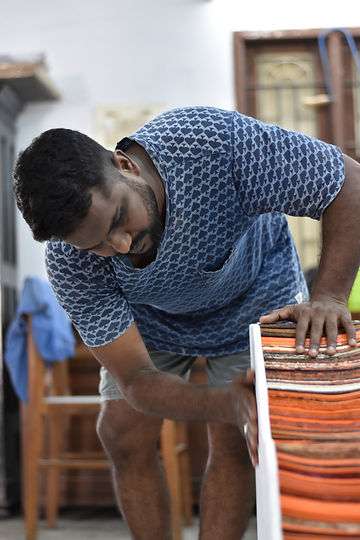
[
  {"xmin": 259, "ymin": 306, "xmax": 294, "ymax": 324},
  {"xmin": 245, "ymin": 368, "xmax": 255, "ymax": 386},
  {"xmin": 295, "ymin": 311, "xmax": 310, "ymax": 353},
  {"xmin": 272, "ymin": 302, "xmax": 356, "ymax": 357},
  {"xmin": 324, "ymin": 314, "xmax": 339, "ymax": 355},
  {"xmin": 234, "ymin": 369, "xmax": 255, "ymax": 388},
  {"xmin": 308, "ymin": 313, "xmax": 325, "ymax": 357},
  {"xmin": 305, "ymin": 308, "xmax": 355, "ymax": 356},
  {"xmin": 244, "ymin": 420, "xmax": 258, "ymax": 468},
  {"xmin": 243, "ymin": 385, "xmax": 258, "ymax": 467},
  {"xmin": 340, "ymin": 314, "xmax": 357, "ymax": 347}
]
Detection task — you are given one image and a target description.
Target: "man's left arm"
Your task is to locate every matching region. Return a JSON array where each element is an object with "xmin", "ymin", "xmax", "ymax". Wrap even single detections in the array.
[{"xmin": 260, "ymin": 154, "xmax": 360, "ymax": 356}]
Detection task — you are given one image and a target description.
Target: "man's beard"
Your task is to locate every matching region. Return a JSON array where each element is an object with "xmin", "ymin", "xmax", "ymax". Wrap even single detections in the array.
[{"xmin": 125, "ymin": 179, "xmax": 164, "ymax": 259}]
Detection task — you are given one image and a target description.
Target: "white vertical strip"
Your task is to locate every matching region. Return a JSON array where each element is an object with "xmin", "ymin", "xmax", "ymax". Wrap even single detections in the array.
[{"xmin": 249, "ymin": 323, "xmax": 282, "ymax": 540}]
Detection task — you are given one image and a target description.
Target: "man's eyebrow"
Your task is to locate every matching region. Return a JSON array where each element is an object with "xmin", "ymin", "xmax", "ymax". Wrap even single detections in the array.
[{"xmin": 83, "ymin": 208, "xmax": 120, "ymax": 251}]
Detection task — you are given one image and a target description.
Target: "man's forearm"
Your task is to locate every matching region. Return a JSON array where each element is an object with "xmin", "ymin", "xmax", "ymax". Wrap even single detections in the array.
[
  {"xmin": 91, "ymin": 323, "xmax": 258, "ymax": 462},
  {"xmin": 122, "ymin": 368, "xmax": 235, "ymax": 424},
  {"xmin": 311, "ymin": 154, "xmax": 360, "ymax": 302}
]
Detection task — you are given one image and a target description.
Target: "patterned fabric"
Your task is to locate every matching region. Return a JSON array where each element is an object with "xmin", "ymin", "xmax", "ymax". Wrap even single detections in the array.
[{"xmin": 46, "ymin": 107, "xmax": 345, "ymax": 356}]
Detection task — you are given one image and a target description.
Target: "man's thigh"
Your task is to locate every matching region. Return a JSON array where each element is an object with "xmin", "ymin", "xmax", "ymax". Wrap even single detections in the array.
[
  {"xmin": 99, "ymin": 350, "xmax": 196, "ymax": 401},
  {"xmin": 205, "ymin": 351, "xmax": 252, "ymax": 461},
  {"xmin": 206, "ymin": 350, "xmax": 251, "ymax": 388}
]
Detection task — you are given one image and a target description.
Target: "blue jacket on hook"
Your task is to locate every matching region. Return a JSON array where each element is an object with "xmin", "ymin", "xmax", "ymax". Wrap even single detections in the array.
[{"xmin": 4, "ymin": 276, "xmax": 75, "ymax": 401}]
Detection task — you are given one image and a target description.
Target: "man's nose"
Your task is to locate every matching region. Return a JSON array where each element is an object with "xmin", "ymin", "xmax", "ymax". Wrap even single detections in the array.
[{"xmin": 108, "ymin": 230, "xmax": 132, "ymax": 254}]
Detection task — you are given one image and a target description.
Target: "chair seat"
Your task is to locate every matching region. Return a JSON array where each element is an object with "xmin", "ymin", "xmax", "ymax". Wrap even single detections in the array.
[{"xmin": 44, "ymin": 395, "xmax": 101, "ymax": 405}]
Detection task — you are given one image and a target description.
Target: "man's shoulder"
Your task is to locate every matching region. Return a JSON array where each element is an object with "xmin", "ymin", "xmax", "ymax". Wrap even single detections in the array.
[
  {"xmin": 153, "ymin": 105, "xmax": 232, "ymax": 119},
  {"xmin": 46, "ymin": 240, "xmax": 81, "ymax": 264},
  {"xmin": 132, "ymin": 106, "xmax": 235, "ymax": 159},
  {"xmin": 139, "ymin": 106, "xmax": 233, "ymax": 132}
]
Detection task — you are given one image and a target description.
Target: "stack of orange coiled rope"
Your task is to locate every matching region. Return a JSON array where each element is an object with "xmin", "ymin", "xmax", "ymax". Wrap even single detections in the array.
[{"xmin": 261, "ymin": 321, "xmax": 360, "ymax": 539}]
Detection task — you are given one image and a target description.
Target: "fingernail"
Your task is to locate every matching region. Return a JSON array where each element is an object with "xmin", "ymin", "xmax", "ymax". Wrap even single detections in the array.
[
  {"xmin": 296, "ymin": 345, "xmax": 304, "ymax": 353},
  {"xmin": 309, "ymin": 348, "xmax": 318, "ymax": 356},
  {"xmin": 349, "ymin": 338, "xmax": 357, "ymax": 346},
  {"xmin": 327, "ymin": 346, "xmax": 336, "ymax": 354}
]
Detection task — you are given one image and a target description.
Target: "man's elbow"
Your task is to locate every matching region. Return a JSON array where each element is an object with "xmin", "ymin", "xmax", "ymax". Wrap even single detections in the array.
[{"xmin": 121, "ymin": 366, "xmax": 161, "ymax": 413}]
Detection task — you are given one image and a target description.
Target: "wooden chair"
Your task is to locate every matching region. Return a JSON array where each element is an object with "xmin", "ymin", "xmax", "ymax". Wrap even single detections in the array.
[{"xmin": 21, "ymin": 318, "xmax": 192, "ymax": 540}]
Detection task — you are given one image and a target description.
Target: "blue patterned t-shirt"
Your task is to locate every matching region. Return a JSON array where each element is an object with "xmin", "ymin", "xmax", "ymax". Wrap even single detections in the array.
[{"xmin": 45, "ymin": 107, "xmax": 344, "ymax": 356}]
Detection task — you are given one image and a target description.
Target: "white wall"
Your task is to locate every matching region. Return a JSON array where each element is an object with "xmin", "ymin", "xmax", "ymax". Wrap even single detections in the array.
[{"xmin": 1, "ymin": 0, "xmax": 359, "ymax": 286}]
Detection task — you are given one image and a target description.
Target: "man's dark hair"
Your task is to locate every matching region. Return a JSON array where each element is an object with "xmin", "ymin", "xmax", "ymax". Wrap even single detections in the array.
[{"xmin": 13, "ymin": 128, "xmax": 114, "ymax": 241}]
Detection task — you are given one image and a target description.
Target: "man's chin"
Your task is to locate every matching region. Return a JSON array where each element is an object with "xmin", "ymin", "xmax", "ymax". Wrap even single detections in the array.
[
  {"xmin": 133, "ymin": 235, "xmax": 158, "ymax": 257},
  {"xmin": 142, "ymin": 240, "xmax": 160, "ymax": 260}
]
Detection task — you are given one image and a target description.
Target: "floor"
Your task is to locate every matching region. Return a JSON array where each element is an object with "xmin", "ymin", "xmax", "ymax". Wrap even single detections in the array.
[{"xmin": 0, "ymin": 511, "xmax": 257, "ymax": 539}]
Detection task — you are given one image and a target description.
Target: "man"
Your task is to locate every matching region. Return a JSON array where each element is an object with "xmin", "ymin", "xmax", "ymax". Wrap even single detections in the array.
[{"xmin": 14, "ymin": 107, "xmax": 360, "ymax": 539}]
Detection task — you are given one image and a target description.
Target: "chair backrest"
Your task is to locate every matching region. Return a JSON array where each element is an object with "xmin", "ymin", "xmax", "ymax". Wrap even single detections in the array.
[
  {"xmin": 27, "ymin": 318, "xmax": 46, "ymax": 412},
  {"xmin": 49, "ymin": 361, "xmax": 71, "ymax": 397},
  {"xmin": 27, "ymin": 317, "xmax": 71, "ymax": 411}
]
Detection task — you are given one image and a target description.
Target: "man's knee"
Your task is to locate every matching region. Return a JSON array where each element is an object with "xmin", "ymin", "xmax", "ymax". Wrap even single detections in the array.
[
  {"xmin": 207, "ymin": 422, "xmax": 251, "ymax": 464},
  {"xmin": 97, "ymin": 399, "xmax": 163, "ymax": 465}
]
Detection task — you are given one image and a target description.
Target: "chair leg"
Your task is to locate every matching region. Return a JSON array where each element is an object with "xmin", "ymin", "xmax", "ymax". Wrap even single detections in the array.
[
  {"xmin": 161, "ymin": 419, "xmax": 183, "ymax": 540},
  {"xmin": 22, "ymin": 404, "xmax": 42, "ymax": 540},
  {"xmin": 177, "ymin": 423, "xmax": 193, "ymax": 526},
  {"xmin": 46, "ymin": 412, "xmax": 63, "ymax": 527}
]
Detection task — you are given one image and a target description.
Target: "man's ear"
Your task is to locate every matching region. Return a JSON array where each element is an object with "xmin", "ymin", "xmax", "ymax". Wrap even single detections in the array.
[{"xmin": 113, "ymin": 150, "xmax": 141, "ymax": 177}]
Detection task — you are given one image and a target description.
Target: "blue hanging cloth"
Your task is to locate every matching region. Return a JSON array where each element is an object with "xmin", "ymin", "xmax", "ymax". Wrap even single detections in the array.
[
  {"xmin": 4, "ymin": 276, "xmax": 76, "ymax": 401},
  {"xmin": 318, "ymin": 27, "xmax": 360, "ymax": 101}
]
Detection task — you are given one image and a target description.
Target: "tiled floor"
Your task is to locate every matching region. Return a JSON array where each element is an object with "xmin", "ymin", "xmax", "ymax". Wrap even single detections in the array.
[{"xmin": 0, "ymin": 513, "xmax": 257, "ymax": 539}]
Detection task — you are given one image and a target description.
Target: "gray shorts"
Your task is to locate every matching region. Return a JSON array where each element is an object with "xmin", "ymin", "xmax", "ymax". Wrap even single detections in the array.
[{"xmin": 99, "ymin": 349, "xmax": 250, "ymax": 401}]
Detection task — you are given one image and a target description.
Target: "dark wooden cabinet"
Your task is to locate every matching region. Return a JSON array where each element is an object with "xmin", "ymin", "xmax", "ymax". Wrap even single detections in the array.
[{"xmin": 0, "ymin": 86, "xmax": 22, "ymax": 514}]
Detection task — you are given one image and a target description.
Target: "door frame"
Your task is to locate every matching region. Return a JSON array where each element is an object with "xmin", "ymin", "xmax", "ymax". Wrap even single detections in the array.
[{"xmin": 233, "ymin": 27, "xmax": 360, "ymax": 152}]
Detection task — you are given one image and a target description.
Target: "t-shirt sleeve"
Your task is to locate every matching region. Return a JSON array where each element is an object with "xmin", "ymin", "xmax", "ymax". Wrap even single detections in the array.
[
  {"xmin": 232, "ymin": 111, "xmax": 345, "ymax": 219},
  {"xmin": 45, "ymin": 241, "xmax": 134, "ymax": 347}
]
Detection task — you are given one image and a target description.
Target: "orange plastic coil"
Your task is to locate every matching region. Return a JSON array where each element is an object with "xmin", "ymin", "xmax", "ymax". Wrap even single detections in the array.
[
  {"xmin": 279, "ymin": 469, "xmax": 360, "ymax": 501},
  {"xmin": 281, "ymin": 494, "xmax": 360, "ymax": 523},
  {"xmin": 268, "ymin": 389, "xmax": 360, "ymax": 402},
  {"xmin": 261, "ymin": 331, "xmax": 360, "ymax": 348}
]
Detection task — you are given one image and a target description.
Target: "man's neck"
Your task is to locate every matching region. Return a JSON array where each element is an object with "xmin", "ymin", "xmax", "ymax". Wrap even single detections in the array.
[{"xmin": 125, "ymin": 141, "xmax": 166, "ymax": 225}]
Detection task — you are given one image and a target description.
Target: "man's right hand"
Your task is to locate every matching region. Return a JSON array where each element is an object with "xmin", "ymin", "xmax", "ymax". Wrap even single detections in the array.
[
  {"xmin": 92, "ymin": 322, "xmax": 259, "ymax": 463},
  {"xmin": 230, "ymin": 370, "xmax": 258, "ymax": 467}
]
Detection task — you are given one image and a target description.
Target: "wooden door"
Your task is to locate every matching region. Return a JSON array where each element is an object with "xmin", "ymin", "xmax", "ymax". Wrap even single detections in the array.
[{"xmin": 234, "ymin": 28, "xmax": 360, "ymax": 271}]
